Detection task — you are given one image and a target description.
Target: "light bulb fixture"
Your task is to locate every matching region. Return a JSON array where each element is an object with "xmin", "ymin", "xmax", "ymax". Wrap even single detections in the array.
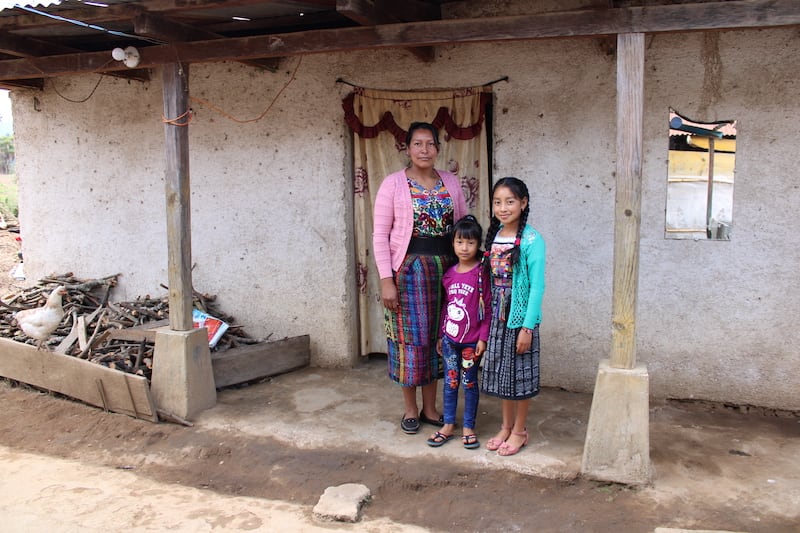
[{"xmin": 111, "ymin": 46, "xmax": 140, "ymax": 68}]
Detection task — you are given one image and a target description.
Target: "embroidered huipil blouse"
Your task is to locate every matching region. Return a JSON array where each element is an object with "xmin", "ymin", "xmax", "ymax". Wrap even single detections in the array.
[{"xmin": 408, "ymin": 177, "xmax": 454, "ymax": 238}]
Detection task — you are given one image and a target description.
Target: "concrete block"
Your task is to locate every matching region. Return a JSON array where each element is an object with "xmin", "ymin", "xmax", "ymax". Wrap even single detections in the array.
[
  {"xmin": 581, "ymin": 358, "xmax": 650, "ymax": 485},
  {"xmin": 313, "ymin": 483, "xmax": 371, "ymax": 523},
  {"xmin": 150, "ymin": 328, "xmax": 216, "ymax": 420}
]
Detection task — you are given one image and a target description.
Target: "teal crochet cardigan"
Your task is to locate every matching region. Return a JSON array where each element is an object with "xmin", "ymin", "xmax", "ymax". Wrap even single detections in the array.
[{"xmin": 505, "ymin": 224, "xmax": 546, "ymax": 329}]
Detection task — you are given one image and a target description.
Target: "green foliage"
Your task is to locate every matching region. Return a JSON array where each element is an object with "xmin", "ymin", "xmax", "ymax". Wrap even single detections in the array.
[
  {"xmin": 0, "ymin": 135, "xmax": 13, "ymax": 175},
  {"xmin": 0, "ymin": 174, "xmax": 17, "ymax": 218},
  {"xmin": 0, "ymin": 134, "xmax": 16, "ymax": 219}
]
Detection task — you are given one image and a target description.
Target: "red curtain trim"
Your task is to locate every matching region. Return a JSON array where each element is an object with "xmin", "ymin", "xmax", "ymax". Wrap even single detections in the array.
[{"xmin": 342, "ymin": 91, "xmax": 489, "ymax": 145}]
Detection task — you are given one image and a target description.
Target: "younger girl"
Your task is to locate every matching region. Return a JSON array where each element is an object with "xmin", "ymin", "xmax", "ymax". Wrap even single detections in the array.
[
  {"xmin": 481, "ymin": 177, "xmax": 546, "ymax": 457},
  {"xmin": 427, "ymin": 215, "xmax": 491, "ymax": 449}
]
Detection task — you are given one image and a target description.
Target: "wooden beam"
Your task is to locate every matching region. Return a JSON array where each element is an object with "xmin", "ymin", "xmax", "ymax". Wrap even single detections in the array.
[
  {"xmin": 374, "ymin": 0, "xmax": 440, "ymax": 23},
  {"xmin": 0, "ymin": 31, "xmax": 150, "ymax": 83},
  {"xmin": 337, "ymin": 0, "xmax": 440, "ymax": 24},
  {"xmin": 142, "ymin": 0, "xmax": 336, "ymax": 14},
  {"xmin": 134, "ymin": 11, "xmax": 211, "ymax": 42},
  {"xmin": 134, "ymin": 12, "xmax": 280, "ymax": 72},
  {"xmin": 199, "ymin": 11, "xmax": 348, "ymax": 34},
  {"xmin": 0, "ymin": 3, "xmax": 143, "ymax": 30},
  {"xmin": 336, "ymin": 0, "xmax": 373, "ymax": 26},
  {"xmin": 610, "ymin": 33, "xmax": 644, "ymax": 370},
  {"xmin": 0, "ymin": 78, "xmax": 43, "ymax": 90},
  {"xmin": 0, "ymin": 30, "xmax": 78, "ymax": 56},
  {"xmin": 162, "ymin": 63, "xmax": 194, "ymax": 331},
  {"xmin": 0, "ymin": 0, "xmax": 331, "ymax": 30},
  {"xmin": 336, "ymin": 0, "xmax": 438, "ymax": 62},
  {"xmin": 0, "ymin": 0, "xmax": 796, "ymax": 80}
]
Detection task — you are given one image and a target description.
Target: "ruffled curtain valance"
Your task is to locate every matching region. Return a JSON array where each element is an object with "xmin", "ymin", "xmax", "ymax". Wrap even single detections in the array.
[{"xmin": 342, "ymin": 89, "xmax": 491, "ymax": 145}]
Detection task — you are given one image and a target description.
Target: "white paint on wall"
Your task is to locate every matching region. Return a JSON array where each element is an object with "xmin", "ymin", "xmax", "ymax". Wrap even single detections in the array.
[{"xmin": 9, "ymin": 13, "xmax": 800, "ymax": 408}]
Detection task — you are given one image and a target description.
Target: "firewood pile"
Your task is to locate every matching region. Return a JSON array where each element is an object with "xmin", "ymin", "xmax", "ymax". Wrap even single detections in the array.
[{"xmin": 0, "ymin": 273, "xmax": 259, "ymax": 381}]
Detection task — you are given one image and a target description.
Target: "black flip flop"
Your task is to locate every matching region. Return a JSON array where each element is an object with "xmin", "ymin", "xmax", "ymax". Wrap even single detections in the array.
[
  {"xmin": 462, "ymin": 434, "xmax": 480, "ymax": 449},
  {"xmin": 426, "ymin": 431, "xmax": 454, "ymax": 447}
]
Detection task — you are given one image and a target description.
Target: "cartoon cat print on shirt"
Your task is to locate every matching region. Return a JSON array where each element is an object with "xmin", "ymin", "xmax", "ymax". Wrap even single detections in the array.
[{"xmin": 444, "ymin": 297, "xmax": 470, "ymax": 343}]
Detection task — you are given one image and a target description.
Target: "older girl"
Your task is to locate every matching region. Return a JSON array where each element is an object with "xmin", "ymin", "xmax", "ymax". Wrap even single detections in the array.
[{"xmin": 481, "ymin": 177, "xmax": 546, "ymax": 456}]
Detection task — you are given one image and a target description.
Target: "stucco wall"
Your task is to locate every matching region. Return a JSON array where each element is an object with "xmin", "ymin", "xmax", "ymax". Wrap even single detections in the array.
[
  {"xmin": 13, "ymin": 60, "xmax": 359, "ymax": 368},
  {"xmin": 11, "ymin": 19, "xmax": 800, "ymax": 408}
]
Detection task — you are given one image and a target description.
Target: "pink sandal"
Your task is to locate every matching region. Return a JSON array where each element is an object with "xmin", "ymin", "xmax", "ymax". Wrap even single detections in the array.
[
  {"xmin": 498, "ymin": 429, "xmax": 529, "ymax": 456},
  {"xmin": 485, "ymin": 426, "xmax": 512, "ymax": 451}
]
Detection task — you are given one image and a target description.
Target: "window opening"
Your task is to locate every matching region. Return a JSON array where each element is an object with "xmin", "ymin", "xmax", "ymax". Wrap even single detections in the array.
[{"xmin": 666, "ymin": 108, "xmax": 736, "ymax": 240}]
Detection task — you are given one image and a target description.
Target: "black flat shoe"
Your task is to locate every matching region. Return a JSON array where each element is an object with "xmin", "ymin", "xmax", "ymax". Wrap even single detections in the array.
[
  {"xmin": 400, "ymin": 416, "xmax": 420, "ymax": 434},
  {"xmin": 419, "ymin": 410, "xmax": 444, "ymax": 427}
]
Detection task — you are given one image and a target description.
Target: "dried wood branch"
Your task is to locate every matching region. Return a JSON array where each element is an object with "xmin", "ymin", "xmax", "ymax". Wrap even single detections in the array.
[{"xmin": 0, "ymin": 274, "xmax": 260, "ymax": 382}]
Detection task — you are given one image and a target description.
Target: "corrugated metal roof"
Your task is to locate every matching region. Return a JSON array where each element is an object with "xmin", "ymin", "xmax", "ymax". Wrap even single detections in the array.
[{"xmin": 0, "ymin": 1, "xmax": 62, "ymax": 11}]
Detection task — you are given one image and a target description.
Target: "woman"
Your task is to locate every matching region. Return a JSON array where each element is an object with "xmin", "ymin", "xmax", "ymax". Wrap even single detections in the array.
[{"xmin": 373, "ymin": 122, "xmax": 468, "ymax": 434}]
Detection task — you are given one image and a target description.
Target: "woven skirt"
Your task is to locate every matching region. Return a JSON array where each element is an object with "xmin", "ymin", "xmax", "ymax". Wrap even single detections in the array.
[
  {"xmin": 481, "ymin": 285, "xmax": 541, "ymax": 400},
  {"xmin": 385, "ymin": 253, "xmax": 451, "ymax": 387}
]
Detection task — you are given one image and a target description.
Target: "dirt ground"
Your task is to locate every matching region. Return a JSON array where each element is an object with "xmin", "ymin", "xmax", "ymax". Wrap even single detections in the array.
[
  {"xmin": 0, "ymin": 227, "xmax": 798, "ymax": 532},
  {"xmin": 0, "ymin": 378, "xmax": 799, "ymax": 533}
]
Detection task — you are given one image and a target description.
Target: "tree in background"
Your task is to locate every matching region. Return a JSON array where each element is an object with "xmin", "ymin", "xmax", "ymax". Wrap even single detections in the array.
[
  {"xmin": 0, "ymin": 134, "xmax": 16, "ymax": 222},
  {"xmin": 0, "ymin": 135, "xmax": 13, "ymax": 174}
]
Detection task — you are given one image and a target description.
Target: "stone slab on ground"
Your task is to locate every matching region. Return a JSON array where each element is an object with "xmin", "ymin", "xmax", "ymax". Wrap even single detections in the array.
[{"xmin": 313, "ymin": 483, "xmax": 371, "ymax": 522}]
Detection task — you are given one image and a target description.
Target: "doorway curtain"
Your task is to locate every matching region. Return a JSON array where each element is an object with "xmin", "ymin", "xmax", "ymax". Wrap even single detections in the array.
[{"xmin": 343, "ymin": 86, "xmax": 492, "ymax": 356}]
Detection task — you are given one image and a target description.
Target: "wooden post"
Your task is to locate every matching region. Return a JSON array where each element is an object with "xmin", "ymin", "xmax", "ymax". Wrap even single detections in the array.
[
  {"xmin": 610, "ymin": 33, "xmax": 644, "ymax": 370},
  {"xmin": 153, "ymin": 63, "xmax": 216, "ymax": 419},
  {"xmin": 581, "ymin": 34, "xmax": 650, "ymax": 484},
  {"xmin": 162, "ymin": 63, "xmax": 193, "ymax": 331}
]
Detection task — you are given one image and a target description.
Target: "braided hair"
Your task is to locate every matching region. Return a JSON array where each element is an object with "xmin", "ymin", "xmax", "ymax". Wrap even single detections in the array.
[{"xmin": 483, "ymin": 177, "xmax": 530, "ymax": 268}]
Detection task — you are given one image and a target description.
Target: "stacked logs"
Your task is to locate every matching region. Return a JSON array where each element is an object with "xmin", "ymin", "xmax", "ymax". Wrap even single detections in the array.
[{"xmin": 0, "ymin": 273, "xmax": 259, "ymax": 381}]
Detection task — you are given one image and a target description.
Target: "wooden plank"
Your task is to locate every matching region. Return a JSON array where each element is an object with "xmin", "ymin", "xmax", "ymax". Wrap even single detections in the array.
[
  {"xmin": 55, "ymin": 306, "xmax": 110, "ymax": 355},
  {"xmin": 610, "ymin": 33, "xmax": 644, "ymax": 370},
  {"xmin": 77, "ymin": 315, "xmax": 88, "ymax": 351},
  {"xmin": 0, "ymin": 337, "xmax": 157, "ymax": 421},
  {"xmin": 0, "ymin": 0, "xmax": 797, "ymax": 80},
  {"xmin": 104, "ymin": 319, "xmax": 168, "ymax": 344},
  {"xmin": 162, "ymin": 62, "xmax": 194, "ymax": 331},
  {"xmin": 55, "ymin": 314, "xmax": 79, "ymax": 354},
  {"xmin": 106, "ymin": 328, "xmax": 157, "ymax": 343},
  {"xmin": 211, "ymin": 335, "xmax": 310, "ymax": 388}
]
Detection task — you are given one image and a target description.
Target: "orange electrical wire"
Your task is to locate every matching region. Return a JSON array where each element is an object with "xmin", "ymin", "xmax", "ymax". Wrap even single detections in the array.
[
  {"xmin": 161, "ymin": 109, "xmax": 193, "ymax": 126},
  {"xmin": 164, "ymin": 55, "xmax": 303, "ymax": 126}
]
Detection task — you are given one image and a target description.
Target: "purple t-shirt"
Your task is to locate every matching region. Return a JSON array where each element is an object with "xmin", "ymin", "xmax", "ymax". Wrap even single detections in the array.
[{"xmin": 440, "ymin": 263, "xmax": 491, "ymax": 344}]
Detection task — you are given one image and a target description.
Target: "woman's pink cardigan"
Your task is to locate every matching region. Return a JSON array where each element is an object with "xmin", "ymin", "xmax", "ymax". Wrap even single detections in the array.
[{"xmin": 372, "ymin": 169, "xmax": 468, "ymax": 279}]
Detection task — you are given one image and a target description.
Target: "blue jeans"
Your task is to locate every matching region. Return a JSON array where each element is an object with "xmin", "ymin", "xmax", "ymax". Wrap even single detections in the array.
[{"xmin": 441, "ymin": 337, "xmax": 481, "ymax": 429}]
